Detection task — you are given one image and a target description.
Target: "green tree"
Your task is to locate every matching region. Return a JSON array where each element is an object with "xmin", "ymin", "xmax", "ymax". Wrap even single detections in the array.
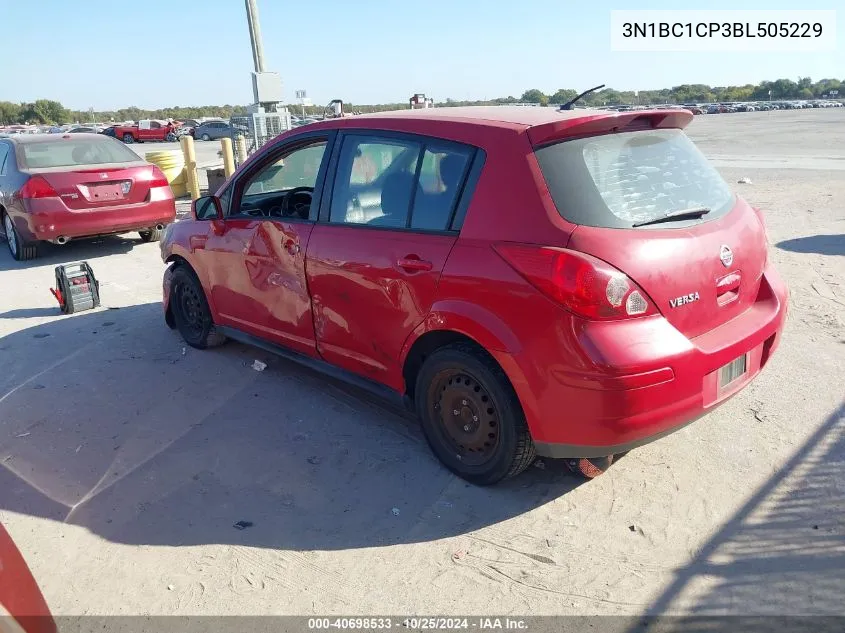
[
  {"xmin": 549, "ymin": 88, "xmax": 577, "ymax": 104},
  {"xmin": 0, "ymin": 101, "xmax": 22, "ymax": 124},
  {"xmin": 520, "ymin": 89, "xmax": 548, "ymax": 105}
]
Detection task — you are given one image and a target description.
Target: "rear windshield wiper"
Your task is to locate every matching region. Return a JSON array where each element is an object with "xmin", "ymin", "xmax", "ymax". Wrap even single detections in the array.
[{"xmin": 631, "ymin": 206, "xmax": 711, "ymax": 228}]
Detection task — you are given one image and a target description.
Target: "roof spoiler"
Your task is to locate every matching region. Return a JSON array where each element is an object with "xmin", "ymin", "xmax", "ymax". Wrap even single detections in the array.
[{"xmin": 528, "ymin": 109, "xmax": 694, "ymax": 147}]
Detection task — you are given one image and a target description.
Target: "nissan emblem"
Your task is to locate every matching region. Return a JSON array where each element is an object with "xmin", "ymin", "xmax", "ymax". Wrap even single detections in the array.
[{"xmin": 720, "ymin": 245, "xmax": 733, "ymax": 267}]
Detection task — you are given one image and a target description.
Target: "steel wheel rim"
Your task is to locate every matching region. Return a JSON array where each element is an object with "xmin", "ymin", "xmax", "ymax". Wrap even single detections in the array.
[
  {"xmin": 4, "ymin": 215, "xmax": 16, "ymax": 255},
  {"xmin": 176, "ymin": 282, "xmax": 204, "ymax": 339},
  {"xmin": 430, "ymin": 370, "xmax": 500, "ymax": 466}
]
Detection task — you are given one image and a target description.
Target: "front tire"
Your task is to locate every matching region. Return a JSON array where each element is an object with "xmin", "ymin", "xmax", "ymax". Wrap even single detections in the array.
[
  {"xmin": 3, "ymin": 212, "xmax": 37, "ymax": 261},
  {"xmin": 139, "ymin": 228, "xmax": 163, "ymax": 242},
  {"xmin": 415, "ymin": 343, "xmax": 535, "ymax": 485},
  {"xmin": 122, "ymin": 133, "xmax": 135, "ymax": 144},
  {"xmin": 165, "ymin": 133, "xmax": 177, "ymax": 142},
  {"xmin": 170, "ymin": 266, "xmax": 227, "ymax": 349},
  {"xmin": 201, "ymin": 134, "xmax": 211, "ymax": 141}
]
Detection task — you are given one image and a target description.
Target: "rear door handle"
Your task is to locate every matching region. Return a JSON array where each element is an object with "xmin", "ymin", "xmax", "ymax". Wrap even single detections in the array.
[{"xmin": 397, "ymin": 256, "xmax": 433, "ymax": 272}]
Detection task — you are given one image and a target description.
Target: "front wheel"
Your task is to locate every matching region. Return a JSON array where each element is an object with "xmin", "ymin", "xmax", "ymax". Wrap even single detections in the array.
[
  {"xmin": 165, "ymin": 133, "xmax": 177, "ymax": 142},
  {"xmin": 415, "ymin": 343, "xmax": 535, "ymax": 485},
  {"xmin": 122, "ymin": 133, "xmax": 135, "ymax": 144},
  {"xmin": 170, "ymin": 266, "xmax": 227, "ymax": 349},
  {"xmin": 3, "ymin": 212, "xmax": 37, "ymax": 261},
  {"xmin": 200, "ymin": 134, "xmax": 211, "ymax": 141}
]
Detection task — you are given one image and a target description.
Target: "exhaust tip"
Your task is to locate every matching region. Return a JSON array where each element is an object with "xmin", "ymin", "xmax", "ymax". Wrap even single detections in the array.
[
  {"xmin": 55, "ymin": 236, "xmax": 69, "ymax": 245},
  {"xmin": 155, "ymin": 224, "xmax": 166, "ymax": 231}
]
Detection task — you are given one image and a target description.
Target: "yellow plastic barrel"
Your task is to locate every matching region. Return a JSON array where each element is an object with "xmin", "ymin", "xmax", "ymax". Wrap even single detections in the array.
[{"xmin": 145, "ymin": 150, "xmax": 187, "ymax": 198}]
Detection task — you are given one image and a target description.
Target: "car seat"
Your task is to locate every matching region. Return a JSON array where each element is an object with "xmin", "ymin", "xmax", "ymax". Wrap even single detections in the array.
[{"xmin": 369, "ymin": 171, "xmax": 414, "ymax": 227}]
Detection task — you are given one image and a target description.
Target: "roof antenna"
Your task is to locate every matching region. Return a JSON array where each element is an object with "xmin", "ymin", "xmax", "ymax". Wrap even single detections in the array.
[{"xmin": 560, "ymin": 84, "xmax": 606, "ymax": 111}]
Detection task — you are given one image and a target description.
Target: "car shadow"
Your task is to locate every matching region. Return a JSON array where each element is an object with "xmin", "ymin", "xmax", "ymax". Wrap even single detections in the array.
[
  {"xmin": 776, "ymin": 234, "xmax": 844, "ymax": 256},
  {"xmin": 0, "ymin": 233, "xmax": 139, "ymax": 272},
  {"xmin": 0, "ymin": 303, "xmax": 584, "ymax": 552}
]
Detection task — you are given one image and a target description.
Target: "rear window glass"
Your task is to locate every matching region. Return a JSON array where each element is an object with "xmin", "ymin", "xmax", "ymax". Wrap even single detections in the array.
[
  {"xmin": 534, "ymin": 129, "xmax": 734, "ymax": 229},
  {"xmin": 19, "ymin": 137, "xmax": 141, "ymax": 169}
]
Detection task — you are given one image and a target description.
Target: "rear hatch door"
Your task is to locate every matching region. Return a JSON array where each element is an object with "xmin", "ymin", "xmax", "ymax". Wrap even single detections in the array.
[{"xmin": 534, "ymin": 127, "xmax": 767, "ymax": 339}]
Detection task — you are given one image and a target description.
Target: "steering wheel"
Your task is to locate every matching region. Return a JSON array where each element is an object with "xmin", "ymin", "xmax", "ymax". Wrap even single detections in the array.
[{"xmin": 281, "ymin": 187, "xmax": 314, "ymax": 219}]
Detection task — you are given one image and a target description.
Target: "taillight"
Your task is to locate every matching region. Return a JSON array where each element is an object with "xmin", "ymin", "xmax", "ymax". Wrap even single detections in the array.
[
  {"xmin": 493, "ymin": 243, "xmax": 657, "ymax": 320},
  {"xmin": 19, "ymin": 176, "xmax": 58, "ymax": 199},
  {"xmin": 150, "ymin": 166, "xmax": 169, "ymax": 188}
]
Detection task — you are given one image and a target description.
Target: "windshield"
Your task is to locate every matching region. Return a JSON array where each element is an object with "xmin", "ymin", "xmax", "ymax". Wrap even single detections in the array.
[
  {"xmin": 20, "ymin": 137, "xmax": 141, "ymax": 169},
  {"xmin": 534, "ymin": 129, "xmax": 734, "ymax": 229}
]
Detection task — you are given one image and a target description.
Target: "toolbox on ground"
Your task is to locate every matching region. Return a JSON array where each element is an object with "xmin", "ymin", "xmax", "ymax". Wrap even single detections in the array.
[{"xmin": 50, "ymin": 262, "xmax": 100, "ymax": 314}]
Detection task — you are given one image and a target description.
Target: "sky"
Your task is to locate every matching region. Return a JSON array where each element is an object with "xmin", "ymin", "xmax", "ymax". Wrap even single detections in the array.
[{"xmin": 0, "ymin": 0, "xmax": 841, "ymax": 110}]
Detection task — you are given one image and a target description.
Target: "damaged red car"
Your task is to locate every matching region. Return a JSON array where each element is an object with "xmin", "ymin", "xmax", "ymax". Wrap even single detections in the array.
[{"xmin": 160, "ymin": 105, "xmax": 787, "ymax": 485}]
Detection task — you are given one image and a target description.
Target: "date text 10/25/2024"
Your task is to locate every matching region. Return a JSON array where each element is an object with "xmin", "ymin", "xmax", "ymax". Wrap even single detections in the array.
[{"xmin": 308, "ymin": 617, "xmax": 529, "ymax": 630}]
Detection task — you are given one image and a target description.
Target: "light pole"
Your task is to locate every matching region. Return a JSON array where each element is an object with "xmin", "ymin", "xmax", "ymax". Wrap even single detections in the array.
[{"xmin": 244, "ymin": 0, "xmax": 266, "ymax": 73}]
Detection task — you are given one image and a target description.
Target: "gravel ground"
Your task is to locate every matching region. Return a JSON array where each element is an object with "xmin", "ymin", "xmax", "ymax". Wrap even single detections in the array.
[{"xmin": 0, "ymin": 108, "xmax": 842, "ymax": 618}]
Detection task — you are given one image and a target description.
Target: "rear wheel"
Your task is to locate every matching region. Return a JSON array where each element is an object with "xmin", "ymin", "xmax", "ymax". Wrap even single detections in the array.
[
  {"xmin": 415, "ymin": 343, "xmax": 535, "ymax": 485},
  {"xmin": 3, "ymin": 212, "xmax": 37, "ymax": 261},
  {"xmin": 122, "ymin": 133, "xmax": 134, "ymax": 144},
  {"xmin": 170, "ymin": 266, "xmax": 226, "ymax": 349},
  {"xmin": 139, "ymin": 228, "xmax": 163, "ymax": 242}
]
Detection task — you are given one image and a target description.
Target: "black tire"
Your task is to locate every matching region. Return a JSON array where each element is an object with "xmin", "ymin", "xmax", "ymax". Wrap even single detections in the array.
[
  {"xmin": 201, "ymin": 133, "xmax": 211, "ymax": 141},
  {"xmin": 165, "ymin": 133, "xmax": 177, "ymax": 142},
  {"xmin": 415, "ymin": 343, "xmax": 535, "ymax": 485},
  {"xmin": 122, "ymin": 133, "xmax": 134, "ymax": 144},
  {"xmin": 3, "ymin": 212, "xmax": 37, "ymax": 261},
  {"xmin": 139, "ymin": 228, "xmax": 163, "ymax": 242},
  {"xmin": 170, "ymin": 265, "xmax": 227, "ymax": 349}
]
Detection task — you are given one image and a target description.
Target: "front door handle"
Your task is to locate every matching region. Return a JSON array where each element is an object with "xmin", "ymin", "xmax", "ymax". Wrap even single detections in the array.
[{"xmin": 397, "ymin": 256, "xmax": 433, "ymax": 272}]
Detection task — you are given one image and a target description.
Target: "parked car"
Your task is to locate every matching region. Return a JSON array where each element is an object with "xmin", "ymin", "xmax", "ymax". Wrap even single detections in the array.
[
  {"xmin": 193, "ymin": 121, "xmax": 233, "ymax": 141},
  {"xmin": 160, "ymin": 106, "xmax": 787, "ymax": 485},
  {"xmin": 99, "ymin": 126, "xmax": 118, "ymax": 138},
  {"xmin": 113, "ymin": 119, "xmax": 179, "ymax": 144},
  {"xmin": 0, "ymin": 133, "xmax": 176, "ymax": 260},
  {"xmin": 0, "ymin": 523, "xmax": 57, "ymax": 633},
  {"xmin": 66, "ymin": 126, "xmax": 100, "ymax": 133}
]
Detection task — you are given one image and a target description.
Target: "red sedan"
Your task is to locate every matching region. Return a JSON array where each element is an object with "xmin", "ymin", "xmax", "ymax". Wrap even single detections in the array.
[
  {"xmin": 160, "ymin": 106, "xmax": 787, "ymax": 485},
  {"xmin": 0, "ymin": 134, "xmax": 176, "ymax": 261}
]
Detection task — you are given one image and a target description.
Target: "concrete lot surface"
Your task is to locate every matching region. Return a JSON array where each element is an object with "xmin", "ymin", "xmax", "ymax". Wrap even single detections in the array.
[{"xmin": 0, "ymin": 109, "xmax": 843, "ymax": 617}]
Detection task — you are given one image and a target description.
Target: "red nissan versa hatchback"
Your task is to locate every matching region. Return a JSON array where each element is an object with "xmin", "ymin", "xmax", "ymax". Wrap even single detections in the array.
[
  {"xmin": 0, "ymin": 134, "xmax": 176, "ymax": 261},
  {"xmin": 160, "ymin": 106, "xmax": 787, "ymax": 485}
]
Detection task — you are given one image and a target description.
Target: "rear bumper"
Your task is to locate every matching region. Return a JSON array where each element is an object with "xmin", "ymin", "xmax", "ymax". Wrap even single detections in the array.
[
  {"xmin": 23, "ymin": 188, "xmax": 176, "ymax": 241},
  {"xmin": 496, "ymin": 263, "xmax": 788, "ymax": 457}
]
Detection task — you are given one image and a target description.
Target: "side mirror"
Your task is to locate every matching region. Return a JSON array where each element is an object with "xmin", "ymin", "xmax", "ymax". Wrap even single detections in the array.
[{"xmin": 193, "ymin": 195, "xmax": 222, "ymax": 221}]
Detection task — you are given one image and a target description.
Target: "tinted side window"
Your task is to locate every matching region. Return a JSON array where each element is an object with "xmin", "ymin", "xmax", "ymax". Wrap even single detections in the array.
[
  {"xmin": 410, "ymin": 145, "xmax": 471, "ymax": 231},
  {"xmin": 329, "ymin": 137, "xmax": 421, "ymax": 227},
  {"xmin": 244, "ymin": 142, "xmax": 327, "ymax": 196},
  {"xmin": 0, "ymin": 144, "xmax": 9, "ymax": 175}
]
